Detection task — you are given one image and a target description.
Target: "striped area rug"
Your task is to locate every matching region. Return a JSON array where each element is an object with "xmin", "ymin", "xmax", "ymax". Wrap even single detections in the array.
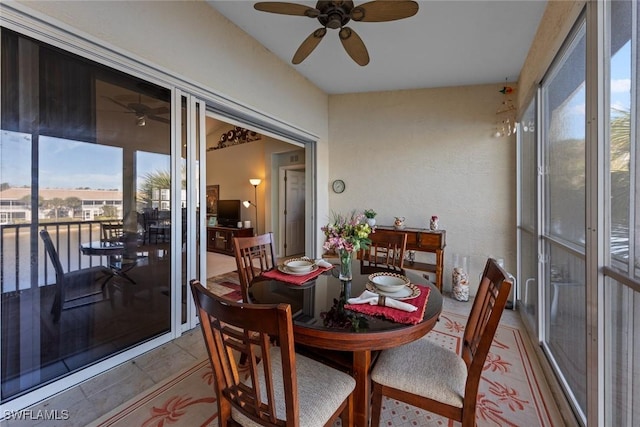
[{"xmin": 90, "ymin": 309, "xmax": 563, "ymax": 427}]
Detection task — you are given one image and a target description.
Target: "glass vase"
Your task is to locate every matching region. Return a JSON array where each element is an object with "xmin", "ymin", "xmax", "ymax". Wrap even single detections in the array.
[
  {"xmin": 340, "ymin": 279, "xmax": 352, "ymax": 302},
  {"xmin": 339, "ymin": 249, "xmax": 353, "ymax": 281}
]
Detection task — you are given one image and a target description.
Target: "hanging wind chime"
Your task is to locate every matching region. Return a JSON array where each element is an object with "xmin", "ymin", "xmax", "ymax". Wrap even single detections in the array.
[{"xmin": 494, "ymin": 81, "xmax": 517, "ymax": 137}]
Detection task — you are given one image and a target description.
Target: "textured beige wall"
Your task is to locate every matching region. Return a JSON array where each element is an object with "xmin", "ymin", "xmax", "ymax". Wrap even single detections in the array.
[
  {"xmin": 328, "ymin": 84, "xmax": 516, "ymax": 293},
  {"xmin": 517, "ymin": 0, "xmax": 586, "ymax": 110}
]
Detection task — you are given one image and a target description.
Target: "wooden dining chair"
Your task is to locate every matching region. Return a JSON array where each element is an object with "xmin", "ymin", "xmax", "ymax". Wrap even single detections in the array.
[
  {"xmin": 101, "ymin": 221, "xmax": 124, "ymax": 243},
  {"xmin": 40, "ymin": 229, "xmax": 113, "ymax": 322},
  {"xmin": 189, "ymin": 280, "xmax": 355, "ymax": 427},
  {"xmin": 369, "ymin": 258, "xmax": 512, "ymax": 427},
  {"xmin": 233, "ymin": 232, "xmax": 276, "ymax": 302},
  {"xmin": 360, "ymin": 229, "xmax": 408, "ymax": 273}
]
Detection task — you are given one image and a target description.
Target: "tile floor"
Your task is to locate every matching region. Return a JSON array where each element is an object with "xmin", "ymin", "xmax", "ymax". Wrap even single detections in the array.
[{"xmin": 2, "ymin": 287, "xmax": 574, "ymax": 426}]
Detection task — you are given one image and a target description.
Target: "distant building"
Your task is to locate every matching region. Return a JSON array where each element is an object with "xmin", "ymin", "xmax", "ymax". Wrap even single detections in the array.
[{"xmin": 0, "ymin": 187, "xmax": 123, "ymax": 224}]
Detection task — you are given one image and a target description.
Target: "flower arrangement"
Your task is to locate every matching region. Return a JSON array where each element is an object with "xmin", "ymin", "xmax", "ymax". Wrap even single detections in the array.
[
  {"xmin": 321, "ymin": 210, "xmax": 372, "ymax": 253},
  {"xmin": 364, "ymin": 209, "xmax": 377, "ymax": 219}
]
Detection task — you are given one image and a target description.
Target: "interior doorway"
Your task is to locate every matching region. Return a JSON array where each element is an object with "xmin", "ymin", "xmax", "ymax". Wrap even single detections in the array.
[
  {"xmin": 278, "ymin": 167, "xmax": 305, "ymax": 257},
  {"xmin": 203, "ymin": 115, "xmax": 306, "ymax": 279}
]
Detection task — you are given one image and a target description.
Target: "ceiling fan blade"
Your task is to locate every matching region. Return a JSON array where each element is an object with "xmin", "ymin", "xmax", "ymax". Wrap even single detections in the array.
[
  {"xmin": 147, "ymin": 106, "xmax": 170, "ymax": 115},
  {"xmin": 292, "ymin": 28, "xmax": 327, "ymax": 64},
  {"xmin": 339, "ymin": 27, "xmax": 369, "ymax": 66},
  {"xmin": 350, "ymin": 0, "xmax": 418, "ymax": 22},
  {"xmin": 254, "ymin": 2, "xmax": 320, "ymax": 18},
  {"xmin": 103, "ymin": 96, "xmax": 132, "ymax": 111},
  {"xmin": 147, "ymin": 115, "xmax": 170, "ymax": 124}
]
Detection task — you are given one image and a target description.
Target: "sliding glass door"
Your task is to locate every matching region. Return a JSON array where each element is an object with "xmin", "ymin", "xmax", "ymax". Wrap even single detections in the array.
[
  {"xmin": 517, "ymin": 98, "xmax": 539, "ymax": 335},
  {"xmin": 177, "ymin": 92, "xmax": 206, "ymax": 331},
  {"xmin": 517, "ymin": 2, "xmax": 640, "ymax": 424},
  {"xmin": 0, "ymin": 28, "xmax": 173, "ymax": 402},
  {"xmin": 604, "ymin": 1, "xmax": 639, "ymax": 424},
  {"xmin": 540, "ymin": 17, "xmax": 588, "ymax": 420}
]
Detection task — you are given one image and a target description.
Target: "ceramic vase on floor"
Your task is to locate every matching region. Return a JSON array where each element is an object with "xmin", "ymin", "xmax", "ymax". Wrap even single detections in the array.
[{"xmin": 452, "ymin": 254, "xmax": 469, "ymax": 302}]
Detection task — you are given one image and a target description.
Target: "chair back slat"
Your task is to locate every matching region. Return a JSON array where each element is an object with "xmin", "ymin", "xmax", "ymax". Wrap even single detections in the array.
[
  {"xmin": 40, "ymin": 229, "xmax": 66, "ymax": 280},
  {"xmin": 233, "ymin": 232, "xmax": 277, "ymax": 302},
  {"xmin": 101, "ymin": 222, "xmax": 124, "ymax": 243},
  {"xmin": 360, "ymin": 230, "xmax": 407, "ymax": 272},
  {"xmin": 461, "ymin": 258, "xmax": 512, "ymax": 405},
  {"xmin": 190, "ymin": 280, "xmax": 296, "ymax": 426}
]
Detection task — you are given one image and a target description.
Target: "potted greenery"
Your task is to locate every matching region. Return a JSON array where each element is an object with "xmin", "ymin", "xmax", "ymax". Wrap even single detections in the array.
[{"xmin": 364, "ymin": 209, "xmax": 377, "ymax": 227}]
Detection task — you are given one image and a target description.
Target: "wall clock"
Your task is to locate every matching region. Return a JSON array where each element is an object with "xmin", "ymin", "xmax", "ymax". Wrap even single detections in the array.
[{"xmin": 332, "ymin": 179, "xmax": 345, "ymax": 194}]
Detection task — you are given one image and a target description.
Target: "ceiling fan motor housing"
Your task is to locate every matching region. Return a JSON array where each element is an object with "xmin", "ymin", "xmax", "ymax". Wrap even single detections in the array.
[{"xmin": 317, "ymin": 1, "xmax": 353, "ymax": 29}]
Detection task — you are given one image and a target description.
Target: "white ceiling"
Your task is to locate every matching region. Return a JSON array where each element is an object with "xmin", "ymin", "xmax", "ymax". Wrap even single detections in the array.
[{"xmin": 208, "ymin": 0, "xmax": 547, "ymax": 94}]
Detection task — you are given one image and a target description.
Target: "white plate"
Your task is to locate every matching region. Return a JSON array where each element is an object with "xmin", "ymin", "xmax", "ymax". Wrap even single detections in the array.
[
  {"xmin": 368, "ymin": 272, "xmax": 410, "ymax": 292},
  {"xmin": 369, "ymin": 272, "xmax": 411, "ymax": 293},
  {"xmin": 365, "ymin": 282, "xmax": 421, "ymax": 300},
  {"xmin": 278, "ymin": 264, "xmax": 320, "ymax": 276},
  {"xmin": 284, "ymin": 259, "xmax": 315, "ymax": 273}
]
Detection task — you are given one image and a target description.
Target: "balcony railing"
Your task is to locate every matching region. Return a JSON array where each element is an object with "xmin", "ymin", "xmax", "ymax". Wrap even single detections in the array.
[{"xmin": 0, "ymin": 220, "xmax": 108, "ymax": 293}]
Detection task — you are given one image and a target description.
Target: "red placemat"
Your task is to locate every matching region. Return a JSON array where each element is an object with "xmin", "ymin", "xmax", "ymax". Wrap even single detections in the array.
[
  {"xmin": 344, "ymin": 285, "xmax": 431, "ymax": 325},
  {"xmin": 261, "ymin": 265, "xmax": 333, "ymax": 286}
]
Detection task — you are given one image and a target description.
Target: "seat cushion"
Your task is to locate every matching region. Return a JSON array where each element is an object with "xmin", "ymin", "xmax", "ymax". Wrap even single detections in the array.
[
  {"xmin": 371, "ymin": 336, "xmax": 467, "ymax": 408},
  {"xmin": 232, "ymin": 347, "xmax": 355, "ymax": 427}
]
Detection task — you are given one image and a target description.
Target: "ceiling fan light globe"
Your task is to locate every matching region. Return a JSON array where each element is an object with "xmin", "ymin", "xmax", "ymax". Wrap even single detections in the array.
[
  {"xmin": 339, "ymin": 27, "xmax": 352, "ymax": 40},
  {"xmin": 304, "ymin": 8, "xmax": 320, "ymax": 18},
  {"xmin": 350, "ymin": 6, "xmax": 364, "ymax": 21}
]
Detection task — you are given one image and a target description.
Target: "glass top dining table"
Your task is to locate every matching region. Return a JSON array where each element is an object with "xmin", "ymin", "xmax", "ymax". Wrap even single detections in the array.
[{"xmin": 248, "ymin": 257, "xmax": 443, "ymax": 427}]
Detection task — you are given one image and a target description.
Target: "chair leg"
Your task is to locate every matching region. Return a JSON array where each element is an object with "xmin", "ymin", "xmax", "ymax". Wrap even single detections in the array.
[
  {"xmin": 370, "ymin": 382, "xmax": 384, "ymax": 427},
  {"xmin": 340, "ymin": 393, "xmax": 354, "ymax": 427},
  {"xmin": 51, "ymin": 291, "xmax": 62, "ymax": 323}
]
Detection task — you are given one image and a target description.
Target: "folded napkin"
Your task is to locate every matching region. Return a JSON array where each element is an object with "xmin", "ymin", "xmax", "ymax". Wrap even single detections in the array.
[
  {"xmin": 261, "ymin": 264, "xmax": 332, "ymax": 286},
  {"xmin": 347, "ymin": 290, "xmax": 417, "ymax": 312},
  {"xmin": 344, "ymin": 285, "xmax": 431, "ymax": 325},
  {"xmin": 315, "ymin": 259, "xmax": 333, "ymax": 268}
]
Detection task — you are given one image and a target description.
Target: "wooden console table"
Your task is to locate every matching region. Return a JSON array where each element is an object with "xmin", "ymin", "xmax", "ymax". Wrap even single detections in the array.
[
  {"xmin": 375, "ymin": 226, "xmax": 446, "ymax": 291},
  {"xmin": 207, "ymin": 226, "xmax": 253, "ymax": 255}
]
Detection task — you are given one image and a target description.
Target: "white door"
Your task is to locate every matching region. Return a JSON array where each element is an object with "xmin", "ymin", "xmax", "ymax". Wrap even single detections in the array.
[{"xmin": 280, "ymin": 168, "xmax": 305, "ymax": 256}]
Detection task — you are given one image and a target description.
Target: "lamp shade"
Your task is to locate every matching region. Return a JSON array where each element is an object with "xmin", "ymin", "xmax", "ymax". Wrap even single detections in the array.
[
  {"xmin": 243, "ymin": 200, "xmax": 251, "ymax": 208},
  {"xmin": 249, "ymin": 178, "xmax": 262, "ymax": 186}
]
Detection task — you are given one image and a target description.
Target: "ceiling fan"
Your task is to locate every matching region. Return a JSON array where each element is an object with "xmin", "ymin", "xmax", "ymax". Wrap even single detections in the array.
[
  {"xmin": 254, "ymin": 1, "xmax": 419, "ymax": 66},
  {"xmin": 103, "ymin": 94, "xmax": 170, "ymax": 126}
]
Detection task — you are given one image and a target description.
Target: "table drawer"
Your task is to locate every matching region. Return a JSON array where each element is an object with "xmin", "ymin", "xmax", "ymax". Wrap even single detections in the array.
[{"xmin": 405, "ymin": 231, "xmax": 445, "ymax": 251}]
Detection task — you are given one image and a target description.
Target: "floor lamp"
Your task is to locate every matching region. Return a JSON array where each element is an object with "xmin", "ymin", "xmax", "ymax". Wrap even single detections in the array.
[{"xmin": 243, "ymin": 178, "xmax": 261, "ymax": 235}]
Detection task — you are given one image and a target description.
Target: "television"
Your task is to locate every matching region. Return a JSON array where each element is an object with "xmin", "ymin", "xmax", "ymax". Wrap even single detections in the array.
[{"xmin": 216, "ymin": 199, "xmax": 241, "ymax": 227}]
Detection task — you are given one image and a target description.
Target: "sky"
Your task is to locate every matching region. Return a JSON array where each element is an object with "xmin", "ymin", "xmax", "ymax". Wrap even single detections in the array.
[{"xmin": 0, "ymin": 132, "xmax": 170, "ymax": 191}]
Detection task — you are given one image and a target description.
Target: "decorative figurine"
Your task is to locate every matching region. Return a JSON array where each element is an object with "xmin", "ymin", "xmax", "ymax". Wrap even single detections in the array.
[
  {"xmin": 405, "ymin": 250, "xmax": 416, "ymax": 265},
  {"xmin": 430, "ymin": 215, "xmax": 439, "ymax": 230},
  {"xmin": 394, "ymin": 216, "xmax": 405, "ymax": 230}
]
